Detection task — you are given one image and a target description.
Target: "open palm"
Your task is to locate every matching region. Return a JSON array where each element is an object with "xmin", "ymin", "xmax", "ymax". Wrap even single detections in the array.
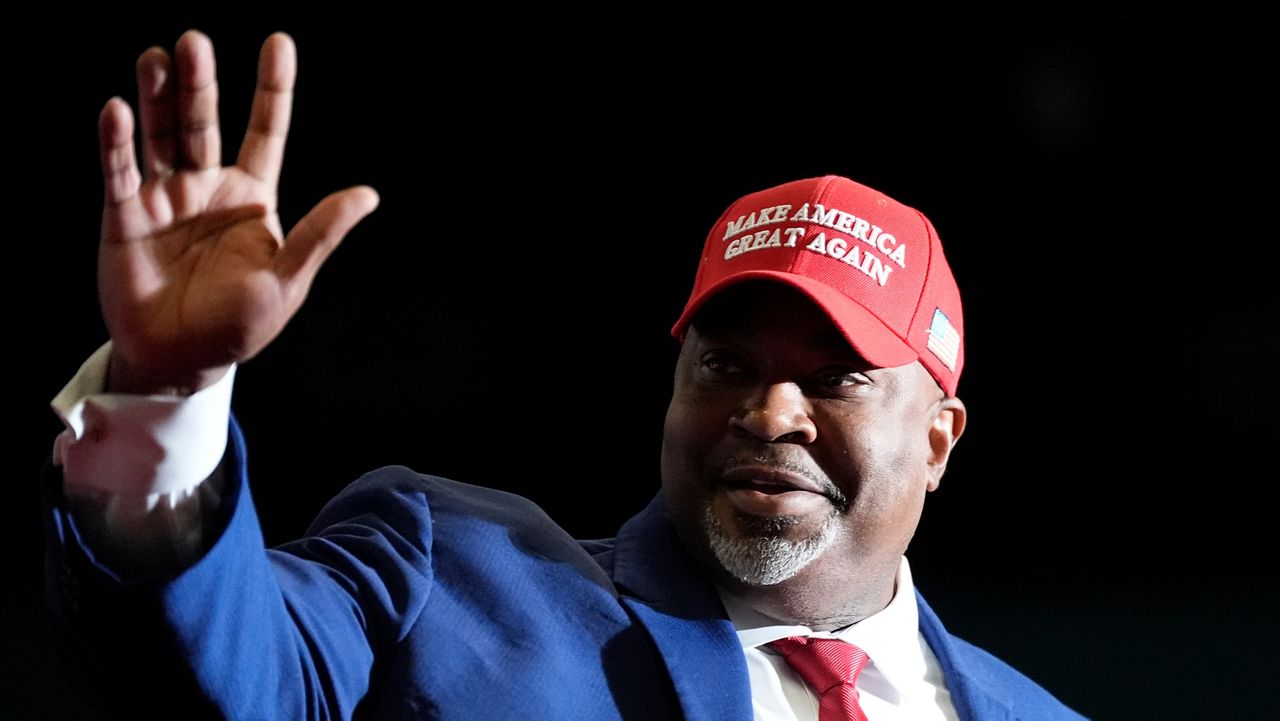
[{"xmin": 97, "ymin": 30, "xmax": 378, "ymax": 394}]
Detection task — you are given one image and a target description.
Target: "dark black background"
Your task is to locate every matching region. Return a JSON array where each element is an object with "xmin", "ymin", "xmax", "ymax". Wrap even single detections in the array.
[{"xmin": 3, "ymin": 7, "xmax": 1275, "ymax": 719}]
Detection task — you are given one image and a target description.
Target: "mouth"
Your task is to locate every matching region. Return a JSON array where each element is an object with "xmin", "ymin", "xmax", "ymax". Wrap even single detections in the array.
[
  {"xmin": 721, "ymin": 464, "xmax": 828, "ymax": 495},
  {"xmin": 717, "ymin": 464, "xmax": 835, "ymax": 517}
]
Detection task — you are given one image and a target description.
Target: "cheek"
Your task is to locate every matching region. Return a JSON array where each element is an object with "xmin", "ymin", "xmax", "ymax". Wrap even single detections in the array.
[
  {"xmin": 844, "ymin": 466, "xmax": 928, "ymax": 555},
  {"xmin": 660, "ymin": 393, "xmax": 723, "ymax": 545},
  {"xmin": 660, "ymin": 392, "xmax": 713, "ymax": 494},
  {"xmin": 660, "ymin": 373, "xmax": 736, "ymax": 471},
  {"xmin": 825, "ymin": 411, "xmax": 920, "ymax": 477},
  {"xmin": 827, "ymin": 417, "xmax": 932, "ymax": 538}
]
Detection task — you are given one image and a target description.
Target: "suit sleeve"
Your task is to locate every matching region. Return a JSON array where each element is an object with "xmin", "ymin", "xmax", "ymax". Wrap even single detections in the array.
[{"xmin": 43, "ymin": 416, "xmax": 434, "ymax": 721}]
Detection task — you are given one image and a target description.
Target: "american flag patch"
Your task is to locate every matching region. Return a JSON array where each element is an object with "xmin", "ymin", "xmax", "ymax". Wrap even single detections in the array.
[{"xmin": 926, "ymin": 308, "xmax": 960, "ymax": 371}]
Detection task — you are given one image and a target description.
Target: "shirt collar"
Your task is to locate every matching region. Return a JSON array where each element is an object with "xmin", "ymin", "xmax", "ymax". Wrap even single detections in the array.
[{"xmin": 719, "ymin": 556, "xmax": 927, "ymax": 693}]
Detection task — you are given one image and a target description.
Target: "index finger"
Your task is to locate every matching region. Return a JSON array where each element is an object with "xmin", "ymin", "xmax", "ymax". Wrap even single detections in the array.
[{"xmin": 236, "ymin": 32, "xmax": 296, "ymax": 185}]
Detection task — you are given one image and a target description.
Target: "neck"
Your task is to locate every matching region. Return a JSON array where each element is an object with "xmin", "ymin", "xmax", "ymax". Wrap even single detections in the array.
[{"xmin": 716, "ymin": 556, "xmax": 901, "ymax": 631}]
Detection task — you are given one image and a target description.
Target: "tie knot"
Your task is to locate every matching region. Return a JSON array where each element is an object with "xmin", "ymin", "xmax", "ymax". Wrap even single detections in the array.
[{"xmin": 769, "ymin": 636, "xmax": 870, "ymax": 694}]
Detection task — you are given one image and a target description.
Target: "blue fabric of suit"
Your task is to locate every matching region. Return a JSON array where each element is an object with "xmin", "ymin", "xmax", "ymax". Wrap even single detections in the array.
[{"xmin": 43, "ymin": 418, "xmax": 1087, "ymax": 720}]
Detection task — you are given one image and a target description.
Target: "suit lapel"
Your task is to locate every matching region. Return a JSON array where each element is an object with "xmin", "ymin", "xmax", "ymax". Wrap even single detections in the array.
[
  {"xmin": 916, "ymin": 590, "xmax": 1017, "ymax": 721},
  {"xmin": 612, "ymin": 495, "xmax": 754, "ymax": 721}
]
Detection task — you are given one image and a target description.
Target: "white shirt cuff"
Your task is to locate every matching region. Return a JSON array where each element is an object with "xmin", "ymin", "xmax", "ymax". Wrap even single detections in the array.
[{"xmin": 50, "ymin": 341, "xmax": 236, "ymax": 497}]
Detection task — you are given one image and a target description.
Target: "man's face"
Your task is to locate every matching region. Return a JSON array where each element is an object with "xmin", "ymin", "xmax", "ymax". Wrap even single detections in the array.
[{"xmin": 660, "ymin": 282, "xmax": 963, "ymax": 616}]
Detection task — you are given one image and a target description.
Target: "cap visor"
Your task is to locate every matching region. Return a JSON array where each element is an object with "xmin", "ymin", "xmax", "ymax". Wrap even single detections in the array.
[{"xmin": 671, "ymin": 271, "xmax": 919, "ymax": 369}]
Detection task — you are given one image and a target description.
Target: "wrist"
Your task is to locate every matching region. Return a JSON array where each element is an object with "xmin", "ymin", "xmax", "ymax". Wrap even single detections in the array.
[{"xmin": 105, "ymin": 348, "xmax": 233, "ymax": 396}]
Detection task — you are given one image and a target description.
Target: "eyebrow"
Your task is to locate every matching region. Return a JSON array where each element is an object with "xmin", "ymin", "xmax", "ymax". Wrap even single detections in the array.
[{"xmin": 692, "ymin": 321, "xmax": 870, "ymax": 365}]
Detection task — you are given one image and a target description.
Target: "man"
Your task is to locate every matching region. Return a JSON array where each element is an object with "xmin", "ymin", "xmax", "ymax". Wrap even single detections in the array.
[{"xmin": 44, "ymin": 29, "xmax": 1087, "ymax": 720}]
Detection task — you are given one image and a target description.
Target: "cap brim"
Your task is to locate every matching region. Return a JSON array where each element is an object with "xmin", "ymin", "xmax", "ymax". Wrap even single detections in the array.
[{"xmin": 670, "ymin": 271, "xmax": 919, "ymax": 369}]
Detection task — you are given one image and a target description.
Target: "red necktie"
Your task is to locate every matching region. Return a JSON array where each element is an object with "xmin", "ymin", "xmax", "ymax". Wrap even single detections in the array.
[{"xmin": 769, "ymin": 636, "xmax": 871, "ymax": 721}]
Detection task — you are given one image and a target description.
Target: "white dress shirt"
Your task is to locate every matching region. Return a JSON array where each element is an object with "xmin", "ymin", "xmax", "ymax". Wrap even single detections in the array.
[
  {"xmin": 51, "ymin": 341, "xmax": 959, "ymax": 719},
  {"xmin": 721, "ymin": 558, "xmax": 959, "ymax": 720}
]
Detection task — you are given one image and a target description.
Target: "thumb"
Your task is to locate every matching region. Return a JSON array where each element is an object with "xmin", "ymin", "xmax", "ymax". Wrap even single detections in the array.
[{"xmin": 275, "ymin": 185, "xmax": 380, "ymax": 287}]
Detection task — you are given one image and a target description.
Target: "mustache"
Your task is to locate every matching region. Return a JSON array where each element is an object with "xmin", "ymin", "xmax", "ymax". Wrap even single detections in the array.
[{"xmin": 717, "ymin": 453, "xmax": 849, "ymax": 508}]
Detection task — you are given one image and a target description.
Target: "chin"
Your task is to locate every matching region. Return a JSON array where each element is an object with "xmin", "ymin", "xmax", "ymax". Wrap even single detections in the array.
[{"xmin": 701, "ymin": 504, "xmax": 841, "ymax": 587}]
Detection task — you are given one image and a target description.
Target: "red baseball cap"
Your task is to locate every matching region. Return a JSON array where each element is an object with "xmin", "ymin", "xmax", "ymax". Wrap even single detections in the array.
[{"xmin": 671, "ymin": 175, "xmax": 964, "ymax": 396}]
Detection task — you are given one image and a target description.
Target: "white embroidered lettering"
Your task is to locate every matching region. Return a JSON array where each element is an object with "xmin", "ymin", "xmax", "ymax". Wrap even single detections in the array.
[{"xmin": 827, "ymin": 237, "xmax": 848, "ymax": 260}]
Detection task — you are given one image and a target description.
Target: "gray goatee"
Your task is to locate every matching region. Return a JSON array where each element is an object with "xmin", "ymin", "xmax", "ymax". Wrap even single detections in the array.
[{"xmin": 703, "ymin": 504, "xmax": 841, "ymax": 586}]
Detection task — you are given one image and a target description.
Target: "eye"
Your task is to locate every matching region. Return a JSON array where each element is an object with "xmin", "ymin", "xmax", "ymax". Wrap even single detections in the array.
[
  {"xmin": 698, "ymin": 350, "xmax": 747, "ymax": 376},
  {"xmin": 812, "ymin": 369, "xmax": 872, "ymax": 388}
]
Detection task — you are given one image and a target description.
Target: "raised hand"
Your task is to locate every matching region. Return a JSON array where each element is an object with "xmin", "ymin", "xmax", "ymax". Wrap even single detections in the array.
[{"xmin": 97, "ymin": 30, "xmax": 378, "ymax": 395}]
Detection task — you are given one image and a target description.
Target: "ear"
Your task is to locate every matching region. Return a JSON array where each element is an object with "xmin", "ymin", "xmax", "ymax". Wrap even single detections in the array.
[{"xmin": 925, "ymin": 396, "xmax": 967, "ymax": 492}]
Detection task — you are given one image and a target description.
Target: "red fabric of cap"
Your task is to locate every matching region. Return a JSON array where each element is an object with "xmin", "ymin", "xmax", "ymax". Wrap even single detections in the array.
[{"xmin": 671, "ymin": 175, "xmax": 964, "ymax": 396}]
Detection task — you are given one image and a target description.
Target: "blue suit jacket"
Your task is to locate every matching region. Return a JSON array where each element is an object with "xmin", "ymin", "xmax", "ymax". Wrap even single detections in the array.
[{"xmin": 44, "ymin": 420, "xmax": 1087, "ymax": 720}]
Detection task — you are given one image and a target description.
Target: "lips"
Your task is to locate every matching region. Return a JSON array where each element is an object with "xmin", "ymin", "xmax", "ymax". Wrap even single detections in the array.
[
  {"xmin": 720, "ymin": 464, "xmax": 829, "ymax": 497},
  {"xmin": 714, "ymin": 462, "xmax": 839, "ymax": 519}
]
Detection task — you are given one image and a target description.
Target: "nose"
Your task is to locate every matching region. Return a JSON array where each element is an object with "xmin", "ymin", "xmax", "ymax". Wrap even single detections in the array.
[{"xmin": 730, "ymin": 382, "xmax": 817, "ymax": 444}]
